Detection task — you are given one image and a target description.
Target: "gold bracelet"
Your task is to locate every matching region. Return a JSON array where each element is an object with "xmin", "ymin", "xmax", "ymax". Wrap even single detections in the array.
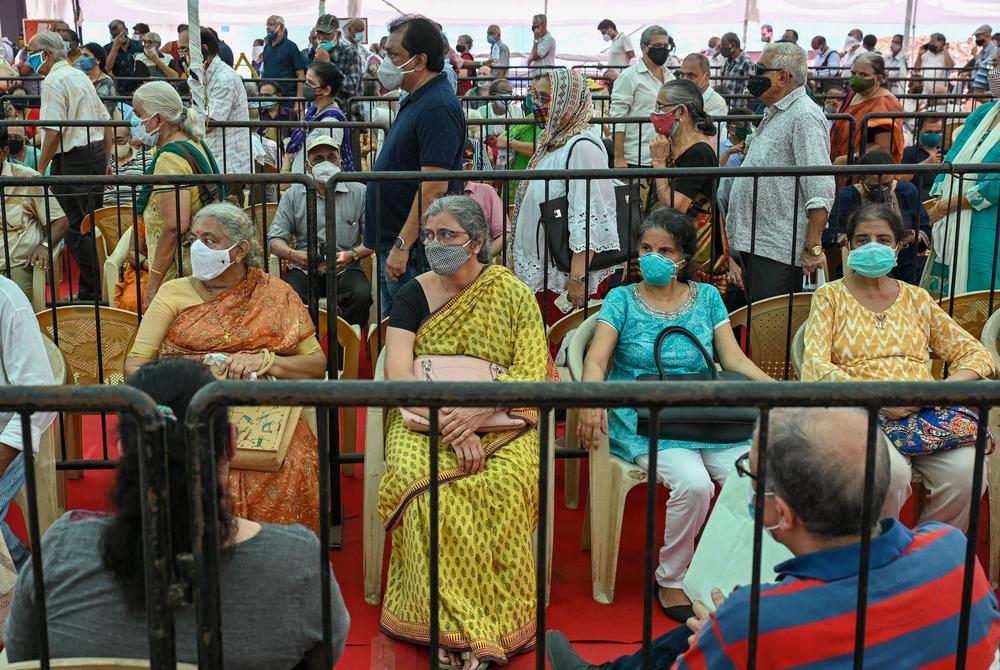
[
  {"xmin": 149, "ymin": 267, "xmax": 164, "ymax": 277},
  {"xmin": 257, "ymin": 348, "xmax": 276, "ymax": 375}
]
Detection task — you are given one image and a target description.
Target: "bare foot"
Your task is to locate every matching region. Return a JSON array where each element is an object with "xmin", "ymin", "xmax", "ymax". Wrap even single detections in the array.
[
  {"xmin": 461, "ymin": 651, "xmax": 488, "ymax": 670},
  {"xmin": 438, "ymin": 649, "xmax": 461, "ymax": 667},
  {"xmin": 658, "ymin": 586, "xmax": 691, "ymax": 609}
]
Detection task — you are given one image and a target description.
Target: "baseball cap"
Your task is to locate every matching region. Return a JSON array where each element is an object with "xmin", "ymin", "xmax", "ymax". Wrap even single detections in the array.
[
  {"xmin": 974, "ymin": 24, "xmax": 993, "ymax": 36},
  {"xmin": 315, "ymin": 14, "xmax": 339, "ymax": 34},
  {"xmin": 306, "ymin": 134, "xmax": 341, "ymax": 152}
]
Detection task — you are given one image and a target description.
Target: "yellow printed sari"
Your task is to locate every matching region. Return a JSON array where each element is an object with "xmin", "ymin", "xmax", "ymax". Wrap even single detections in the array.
[
  {"xmin": 378, "ymin": 265, "xmax": 553, "ymax": 664},
  {"xmin": 157, "ymin": 268, "xmax": 321, "ymax": 534}
]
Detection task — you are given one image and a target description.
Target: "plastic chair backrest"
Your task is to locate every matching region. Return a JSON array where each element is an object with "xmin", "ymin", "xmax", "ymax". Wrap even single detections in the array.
[
  {"xmin": 933, "ymin": 290, "xmax": 999, "ymax": 379},
  {"xmin": 547, "ymin": 302, "xmax": 603, "ymax": 354},
  {"xmin": 791, "ymin": 322, "xmax": 806, "ymax": 377},
  {"xmin": 41, "ymin": 334, "xmax": 67, "ymax": 384},
  {"xmin": 728, "ymin": 293, "xmax": 814, "ymax": 380},
  {"xmin": 566, "ymin": 313, "xmax": 601, "ymax": 382},
  {"xmin": 35, "ymin": 306, "xmax": 140, "ymax": 386},
  {"xmin": 981, "ymin": 309, "xmax": 1000, "ymax": 376},
  {"xmin": 317, "ymin": 309, "xmax": 361, "ymax": 380},
  {"xmin": 367, "ymin": 317, "xmax": 389, "ymax": 365}
]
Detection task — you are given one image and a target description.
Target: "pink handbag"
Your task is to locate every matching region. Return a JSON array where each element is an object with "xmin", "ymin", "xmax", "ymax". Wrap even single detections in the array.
[{"xmin": 399, "ymin": 355, "xmax": 527, "ymax": 433}]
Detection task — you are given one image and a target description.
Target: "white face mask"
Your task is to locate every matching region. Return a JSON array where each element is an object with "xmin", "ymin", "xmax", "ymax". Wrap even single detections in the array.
[
  {"xmin": 190, "ymin": 239, "xmax": 239, "ymax": 281},
  {"xmin": 252, "ymin": 45, "xmax": 264, "ymax": 59},
  {"xmin": 377, "ymin": 54, "xmax": 416, "ymax": 91},
  {"xmin": 310, "ymin": 160, "xmax": 341, "ymax": 184}
]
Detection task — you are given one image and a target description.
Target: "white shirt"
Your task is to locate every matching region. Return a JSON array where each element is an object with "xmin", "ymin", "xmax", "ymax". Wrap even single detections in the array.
[
  {"xmin": 702, "ymin": 86, "xmax": 728, "ymax": 117},
  {"xmin": 608, "ymin": 58, "xmax": 674, "ymax": 165},
  {"xmin": 607, "ymin": 33, "xmax": 634, "ymax": 67},
  {"xmin": 135, "ymin": 51, "xmax": 173, "ymax": 71},
  {"xmin": 0, "ymin": 276, "xmax": 55, "ymax": 452},
  {"xmin": 919, "ymin": 51, "xmax": 953, "ymax": 93},
  {"xmin": 204, "ymin": 57, "xmax": 252, "ymax": 175},
  {"xmin": 40, "ymin": 60, "xmax": 110, "ymax": 154},
  {"xmin": 513, "ymin": 130, "xmax": 620, "ymax": 292},
  {"xmin": 490, "ymin": 40, "xmax": 510, "ymax": 69},
  {"xmin": 533, "ymin": 32, "xmax": 556, "ymax": 66}
]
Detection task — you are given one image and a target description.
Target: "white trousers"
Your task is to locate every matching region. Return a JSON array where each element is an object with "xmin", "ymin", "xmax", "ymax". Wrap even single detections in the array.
[
  {"xmin": 884, "ymin": 445, "xmax": 987, "ymax": 532},
  {"xmin": 635, "ymin": 446, "xmax": 746, "ymax": 588}
]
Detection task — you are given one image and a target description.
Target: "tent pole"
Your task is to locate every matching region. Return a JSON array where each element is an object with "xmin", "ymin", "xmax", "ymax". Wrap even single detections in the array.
[
  {"xmin": 741, "ymin": 0, "xmax": 751, "ymax": 49},
  {"xmin": 901, "ymin": 0, "xmax": 915, "ymax": 79},
  {"xmin": 187, "ymin": 0, "xmax": 206, "ymax": 119}
]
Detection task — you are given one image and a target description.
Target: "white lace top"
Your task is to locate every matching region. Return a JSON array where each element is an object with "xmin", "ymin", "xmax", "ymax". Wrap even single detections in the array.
[{"xmin": 513, "ymin": 129, "xmax": 621, "ymax": 293}]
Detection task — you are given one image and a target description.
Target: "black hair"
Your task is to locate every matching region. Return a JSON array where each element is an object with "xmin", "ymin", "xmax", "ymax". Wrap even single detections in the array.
[
  {"xmin": 200, "ymin": 27, "xmax": 220, "ymax": 57},
  {"xmin": 661, "ymin": 79, "xmax": 717, "ymax": 137},
  {"xmin": 784, "ymin": 29, "xmax": 799, "ymax": 42},
  {"xmin": 637, "ymin": 208, "xmax": 699, "ymax": 282},
  {"xmin": 82, "ymin": 42, "xmax": 109, "ymax": 73},
  {"xmin": 916, "ymin": 115, "xmax": 943, "ymax": 132},
  {"xmin": 308, "ymin": 61, "xmax": 345, "ymax": 97},
  {"xmin": 721, "ymin": 32, "xmax": 740, "ymax": 48},
  {"xmin": 102, "ymin": 359, "xmax": 235, "ymax": 613},
  {"xmin": 0, "ymin": 124, "xmax": 7, "ymax": 149},
  {"xmin": 177, "ymin": 24, "xmax": 189, "ymax": 33},
  {"xmin": 257, "ymin": 79, "xmax": 283, "ymax": 95},
  {"xmin": 387, "ymin": 15, "xmax": 445, "ymax": 73},
  {"xmin": 133, "ymin": 23, "xmax": 150, "ymax": 34},
  {"xmin": 846, "ymin": 202, "xmax": 906, "ymax": 243},
  {"xmin": 862, "ymin": 34, "xmax": 877, "ymax": 49},
  {"xmin": 597, "ymin": 19, "xmax": 617, "ymax": 32}
]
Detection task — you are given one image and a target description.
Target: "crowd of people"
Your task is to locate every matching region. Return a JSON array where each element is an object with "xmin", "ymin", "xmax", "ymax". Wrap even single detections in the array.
[{"xmin": 0, "ymin": 8, "xmax": 999, "ymax": 670}]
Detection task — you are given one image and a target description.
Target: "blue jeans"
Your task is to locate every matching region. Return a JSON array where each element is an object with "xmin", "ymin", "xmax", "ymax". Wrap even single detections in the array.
[
  {"xmin": 610, "ymin": 626, "xmax": 692, "ymax": 670},
  {"xmin": 0, "ymin": 453, "xmax": 28, "ymax": 569},
  {"xmin": 377, "ymin": 247, "xmax": 421, "ymax": 319}
]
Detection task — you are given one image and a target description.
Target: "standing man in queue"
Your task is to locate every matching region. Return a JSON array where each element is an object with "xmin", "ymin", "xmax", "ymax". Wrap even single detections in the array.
[{"xmin": 364, "ymin": 15, "xmax": 465, "ymax": 317}]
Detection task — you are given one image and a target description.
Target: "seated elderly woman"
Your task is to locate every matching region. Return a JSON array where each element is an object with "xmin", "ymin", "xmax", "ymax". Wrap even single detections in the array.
[
  {"xmin": 802, "ymin": 203, "xmax": 996, "ymax": 532},
  {"xmin": 124, "ymin": 202, "xmax": 326, "ymax": 534},
  {"xmin": 380, "ymin": 195, "xmax": 552, "ymax": 670},
  {"xmin": 4, "ymin": 359, "xmax": 348, "ymax": 666},
  {"xmin": 578, "ymin": 208, "xmax": 771, "ymax": 622}
]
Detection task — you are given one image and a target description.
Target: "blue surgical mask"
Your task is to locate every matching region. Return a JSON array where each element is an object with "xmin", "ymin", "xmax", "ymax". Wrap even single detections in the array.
[
  {"xmin": 356, "ymin": 32, "xmax": 366, "ymax": 43},
  {"xmin": 27, "ymin": 51, "xmax": 45, "ymax": 73},
  {"xmin": 257, "ymin": 100, "xmax": 277, "ymax": 110},
  {"xmin": 847, "ymin": 241, "xmax": 897, "ymax": 278},
  {"xmin": 63, "ymin": 40, "xmax": 72, "ymax": 52},
  {"xmin": 639, "ymin": 253, "xmax": 683, "ymax": 286},
  {"xmin": 266, "ymin": 31, "xmax": 278, "ymax": 42},
  {"xmin": 523, "ymin": 93, "xmax": 535, "ymax": 114},
  {"xmin": 130, "ymin": 113, "xmax": 160, "ymax": 148},
  {"xmin": 487, "ymin": 35, "xmax": 498, "ymax": 45},
  {"xmin": 318, "ymin": 40, "xmax": 336, "ymax": 52},
  {"xmin": 746, "ymin": 486, "xmax": 780, "ymax": 534},
  {"xmin": 919, "ymin": 131, "xmax": 942, "ymax": 148},
  {"xmin": 77, "ymin": 55, "xmax": 97, "ymax": 71}
]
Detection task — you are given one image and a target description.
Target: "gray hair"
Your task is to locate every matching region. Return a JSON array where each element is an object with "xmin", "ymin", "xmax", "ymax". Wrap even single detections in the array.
[
  {"xmin": 683, "ymin": 53, "xmax": 711, "ymax": 75},
  {"xmin": 640, "ymin": 25, "xmax": 668, "ymax": 47},
  {"xmin": 423, "ymin": 195, "xmax": 492, "ymax": 264},
  {"xmin": 31, "ymin": 32, "xmax": 67, "ymax": 62},
  {"xmin": 268, "ymin": 15, "xmax": 286, "ymax": 27},
  {"xmin": 192, "ymin": 203, "xmax": 263, "ymax": 269},
  {"xmin": 458, "ymin": 34, "xmax": 472, "ymax": 46},
  {"xmin": 763, "ymin": 42, "xmax": 807, "ymax": 87},
  {"xmin": 533, "ymin": 14, "xmax": 547, "ymax": 24},
  {"xmin": 854, "ymin": 51, "xmax": 888, "ymax": 87},
  {"xmin": 133, "ymin": 81, "xmax": 206, "ymax": 142},
  {"xmin": 766, "ymin": 407, "xmax": 890, "ymax": 538},
  {"xmin": 145, "ymin": 32, "xmax": 162, "ymax": 46},
  {"xmin": 659, "ymin": 79, "xmax": 716, "ymax": 136}
]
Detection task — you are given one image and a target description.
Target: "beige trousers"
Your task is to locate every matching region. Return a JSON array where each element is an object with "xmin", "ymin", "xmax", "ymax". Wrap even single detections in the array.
[{"xmin": 884, "ymin": 443, "xmax": 987, "ymax": 532}]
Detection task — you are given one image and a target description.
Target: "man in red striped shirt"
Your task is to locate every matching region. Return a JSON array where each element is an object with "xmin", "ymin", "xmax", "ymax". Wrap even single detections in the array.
[{"xmin": 547, "ymin": 407, "xmax": 1000, "ymax": 669}]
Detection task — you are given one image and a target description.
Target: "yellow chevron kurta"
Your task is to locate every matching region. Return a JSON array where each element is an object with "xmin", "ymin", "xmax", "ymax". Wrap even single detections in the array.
[{"xmin": 802, "ymin": 279, "xmax": 994, "ymax": 382}]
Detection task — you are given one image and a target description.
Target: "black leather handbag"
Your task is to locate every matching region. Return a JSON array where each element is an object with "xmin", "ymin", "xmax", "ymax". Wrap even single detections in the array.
[
  {"xmin": 537, "ymin": 136, "xmax": 642, "ymax": 273},
  {"xmin": 634, "ymin": 325, "xmax": 758, "ymax": 443}
]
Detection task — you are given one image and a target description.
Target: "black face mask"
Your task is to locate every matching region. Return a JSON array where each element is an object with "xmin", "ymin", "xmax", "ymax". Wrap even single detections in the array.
[
  {"xmin": 924, "ymin": 42, "xmax": 939, "ymax": 54},
  {"xmin": 865, "ymin": 183, "xmax": 892, "ymax": 203},
  {"xmin": 456, "ymin": 44, "xmax": 466, "ymax": 53},
  {"xmin": 303, "ymin": 84, "xmax": 317, "ymax": 101},
  {"xmin": 720, "ymin": 45, "xmax": 733, "ymax": 59},
  {"xmin": 647, "ymin": 46, "xmax": 669, "ymax": 66},
  {"xmin": 745, "ymin": 75, "xmax": 773, "ymax": 98},
  {"xmin": 976, "ymin": 37, "xmax": 986, "ymax": 47},
  {"xmin": 6, "ymin": 138, "xmax": 24, "ymax": 155},
  {"xmin": 9, "ymin": 99, "xmax": 28, "ymax": 111}
]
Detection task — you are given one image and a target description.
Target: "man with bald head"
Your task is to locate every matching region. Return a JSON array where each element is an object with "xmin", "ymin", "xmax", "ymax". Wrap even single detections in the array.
[{"xmin": 547, "ymin": 407, "xmax": 1000, "ymax": 669}]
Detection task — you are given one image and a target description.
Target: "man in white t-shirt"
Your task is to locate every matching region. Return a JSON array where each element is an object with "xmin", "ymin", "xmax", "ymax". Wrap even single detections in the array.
[
  {"xmin": 915, "ymin": 32, "xmax": 956, "ymax": 94},
  {"xmin": 529, "ymin": 14, "xmax": 556, "ymax": 67},
  {"xmin": 485, "ymin": 25, "xmax": 510, "ymax": 77},
  {"xmin": 598, "ymin": 18, "xmax": 635, "ymax": 82}
]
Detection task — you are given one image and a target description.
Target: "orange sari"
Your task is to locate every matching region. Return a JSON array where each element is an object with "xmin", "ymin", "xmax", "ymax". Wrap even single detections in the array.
[
  {"xmin": 830, "ymin": 92, "xmax": 904, "ymax": 162},
  {"xmin": 158, "ymin": 268, "xmax": 321, "ymax": 534}
]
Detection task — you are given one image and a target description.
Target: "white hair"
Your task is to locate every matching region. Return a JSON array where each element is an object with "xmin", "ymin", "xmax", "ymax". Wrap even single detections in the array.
[
  {"xmin": 764, "ymin": 42, "xmax": 807, "ymax": 87},
  {"xmin": 145, "ymin": 32, "xmax": 162, "ymax": 46},
  {"xmin": 192, "ymin": 203, "xmax": 263, "ymax": 268},
  {"xmin": 31, "ymin": 32, "xmax": 67, "ymax": 62},
  {"xmin": 132, "ymin": 80, "xmax": 206, "ymax": 142}
]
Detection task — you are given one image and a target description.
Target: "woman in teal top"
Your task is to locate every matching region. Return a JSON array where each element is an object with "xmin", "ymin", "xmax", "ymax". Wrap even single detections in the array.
[
  {"xmin": 578, "ymin": 208, "xmax": 770, "ymax": 622},
  {"xmin": 925, "ymin": 59, "xmax": 1000, "ymax": 294}
]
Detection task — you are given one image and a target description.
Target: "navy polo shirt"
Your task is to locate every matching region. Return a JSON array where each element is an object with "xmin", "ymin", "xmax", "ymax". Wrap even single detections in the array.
[
  {"xmin": 364, "ymin": 73, "xmax": 466, "ymax": 250},
  {"xmin": 262, "ymin": 37, "xmax": 306, "ymax": 96}
]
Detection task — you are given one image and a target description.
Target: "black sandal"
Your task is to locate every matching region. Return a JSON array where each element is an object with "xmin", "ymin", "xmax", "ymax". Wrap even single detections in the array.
[{"xmin": 655, "ymin": 584, "xmax": 695, "ymax": 623}]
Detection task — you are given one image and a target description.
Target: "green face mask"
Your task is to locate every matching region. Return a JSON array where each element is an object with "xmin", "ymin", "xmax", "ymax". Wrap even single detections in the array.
[
  {"xmin": 849, "ymin": 75, "xmax": 876, "ymax": 93},
  {"xmin": 734, "ymin": 126, "xmax": 751, "ymax": 141}
]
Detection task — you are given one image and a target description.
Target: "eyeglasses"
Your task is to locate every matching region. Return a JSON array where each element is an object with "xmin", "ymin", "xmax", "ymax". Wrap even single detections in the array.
[
  {"xmin": 419, "ymin": 228, "xmax": 469, "ymax": 244},
  {"xmin": 735, "ymin": 452, "xmax": 758, "ymax": 481}
]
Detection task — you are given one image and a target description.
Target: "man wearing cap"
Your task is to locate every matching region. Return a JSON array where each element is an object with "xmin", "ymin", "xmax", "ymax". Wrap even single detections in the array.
[
  {"xmin": 972, "ymin": 25, "xmax": 997, "ymax": 95},
  {"xmin": 267, "ymin": 135, "xmax": 372, "ymax": 325},
  {"xmin": 310, "ymin": 14, "xmax": 364, "ymax": 119},
  {"xmin": 262, "ymin": 15, "xmax": 305, "ymax": 99}
]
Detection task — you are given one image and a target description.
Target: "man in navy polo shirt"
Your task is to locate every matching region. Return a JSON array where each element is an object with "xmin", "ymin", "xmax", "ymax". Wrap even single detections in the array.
[
  {"xmin": 261, "ymin": 15, "xmax": 306, "ymax": 99},
  {"xmin": 364, "ymin": 15, "xmax": 465, "ymax": 316}
]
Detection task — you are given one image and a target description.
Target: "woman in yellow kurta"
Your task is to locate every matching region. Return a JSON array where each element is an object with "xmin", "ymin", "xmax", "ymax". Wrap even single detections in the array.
[
  {"xmin": 802, "ymin": 203, "xmax": 994, "ymax": 532},
  {"xmin": 380, "ymin": 196, "xmax": 552, "ymax": 670},
  {"xmin": 125, "ymin": 203, "xmax": 326, "ymax": 535}
]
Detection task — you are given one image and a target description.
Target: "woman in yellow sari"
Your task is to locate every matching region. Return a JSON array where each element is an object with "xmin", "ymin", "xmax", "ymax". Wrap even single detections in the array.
[
  {"xmin": 380, "ymin": 195, "xmax": 552, "ymax": 670},
  {"xmin": 124, "ymin": 202, "xmax": 325, "ymax": 534}
]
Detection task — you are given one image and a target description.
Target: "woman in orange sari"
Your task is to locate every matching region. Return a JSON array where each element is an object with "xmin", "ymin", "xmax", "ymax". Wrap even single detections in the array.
[
  {"xmin": 124, "ymin": 202, "xmax": 325, "ymax": 534},
  {"xmin": 830, "ymin": 52, "xmax": 905, "ymax": 163}
]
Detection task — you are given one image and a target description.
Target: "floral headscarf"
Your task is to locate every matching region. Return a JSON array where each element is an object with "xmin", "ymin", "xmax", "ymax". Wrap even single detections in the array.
[{"xmin": 511, "ymin": 68, "xmax": 594, "ymax": 230}]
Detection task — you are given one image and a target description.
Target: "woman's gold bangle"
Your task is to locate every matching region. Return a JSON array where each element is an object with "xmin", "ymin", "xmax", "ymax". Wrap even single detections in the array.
[{"xmin": 149, "ymin": 267, "xmax": 164, "ymax": 277}]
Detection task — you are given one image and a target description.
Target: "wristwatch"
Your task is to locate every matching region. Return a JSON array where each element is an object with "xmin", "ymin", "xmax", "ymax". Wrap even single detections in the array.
[
  {"xmin": 568, "ymin": 272, "xmax": 587, "ymax": 284},
  {"xmin": 806, "ymin": 245, "xmax": 823, "ymax": 257},
  {"xmin": 392, "ymin": 236, "xmax": 412, "ymax": 251}
]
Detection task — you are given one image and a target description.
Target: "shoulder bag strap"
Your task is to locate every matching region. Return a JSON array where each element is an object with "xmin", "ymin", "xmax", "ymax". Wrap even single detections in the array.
[{"xmin": 653, "ymin": 324, "xmax": 717, "ymax": 380}]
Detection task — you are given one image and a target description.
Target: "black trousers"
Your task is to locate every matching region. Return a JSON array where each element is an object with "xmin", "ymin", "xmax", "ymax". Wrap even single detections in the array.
[
  {"xmin": 284, "ymin": 267, "xmax": 373, "ymax": 327},
  {"xmin": 51, "ymin": 143, "xmax": 107, "ymax": 301},
  {"xmin": 738, "ymin": 251, "xmax": 801, "ymax": 303}
]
